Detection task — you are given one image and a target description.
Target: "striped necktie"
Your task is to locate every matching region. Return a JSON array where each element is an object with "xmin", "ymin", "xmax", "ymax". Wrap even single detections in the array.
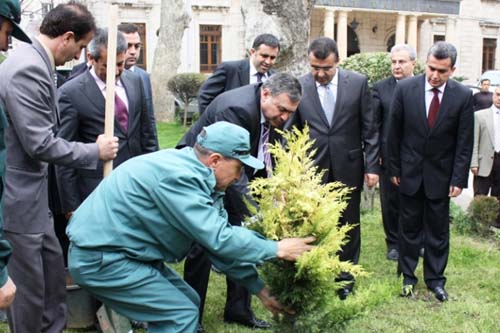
[{"xmin": 260, "ymin": 122, "xmax": 272, "ymax": 177}]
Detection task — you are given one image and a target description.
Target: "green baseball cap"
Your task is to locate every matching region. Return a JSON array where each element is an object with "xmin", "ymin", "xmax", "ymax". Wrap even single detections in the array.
[
  {"xmin": 197, "ymin": 121, "xmax": 264, "ymax": 170},
  {"xmin": 0, "ymin": 0, "xmax": 32, "ymax": 43}
]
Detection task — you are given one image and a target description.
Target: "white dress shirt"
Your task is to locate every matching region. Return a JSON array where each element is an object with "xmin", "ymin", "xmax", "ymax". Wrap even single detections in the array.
[{"xmin": 90, "ymin": 68, "xmax": 129, "ymax": 110}]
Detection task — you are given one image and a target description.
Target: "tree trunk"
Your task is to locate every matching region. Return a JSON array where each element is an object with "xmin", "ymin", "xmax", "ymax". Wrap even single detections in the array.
[
  {"xmin": 151, "ymin": 0, "xmax": 190, "ymax": 122},
  {"xmin": 241, "ymin": 0, "xmax": 315, "ymax": 76}
]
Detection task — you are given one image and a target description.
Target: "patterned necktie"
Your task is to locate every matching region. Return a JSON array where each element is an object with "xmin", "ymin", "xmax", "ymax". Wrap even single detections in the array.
[
  {"xmin": 260, "ymin": 122, "xmax": 272, "ymax": 177},
  {"xmin": 428, "ymin": 88, "xmax": 440, "ymax": 128},
  {"xmin": 321, "ymin": 84, "xmax": 335, "ymax": 126},
  {"xmin": 256, "ymin": 72, "xmax": 264, "ymax": 83},
  {"xmin": 115, "ymin": 94, "xmax": 129, "ymax": 133}
]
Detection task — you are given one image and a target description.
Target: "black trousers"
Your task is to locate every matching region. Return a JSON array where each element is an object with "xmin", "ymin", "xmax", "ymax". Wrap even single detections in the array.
[
  {"xmin": 379, "ymin": 169, "xmax": 400, "ymax": 250},
  {"xmin": 473, "ymin": 154, "xmax": 500, "ymax": 224},
  {"xmin": 336, "ymin": 189, "xmax": 361, "ymax": 287},
  {"xmin": 398, "ymin": 185, "xmax": 450, "ymax": 289},
  {"xmin": 184, "ymin": 185, "xmax": 253, "ymax": 323}
]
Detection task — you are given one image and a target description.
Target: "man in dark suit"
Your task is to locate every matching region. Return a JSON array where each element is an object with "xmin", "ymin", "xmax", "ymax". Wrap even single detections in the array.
[
  {"xmin": 197, "ymin": 33, "xmax": 280, "ymax": 114},
  {"xmin": 179, "ymin": 72, "xmax": 302, "ymax": 331},
  {"xmin": 387, "ymin": 41, "xmax": 473, "ymax": 302},
  {"xmin": 57, "ymin": 28, "xmax": 158, "ymax": 219},
  {"xmin": 288, "ymin": 37, "xmax": 380, "ymax": 300},
  {"xmin": 472, "ymin": 78, "xmax": 493, "ymax": 111},
  {"xmin": 0, "ymin": 4, "xmax": 119, "ymax": 332},
  {"xmin": 372, "ymin": 44, "xmax": 416, "ymax": 261},
  {"xmin": 118, "ymin": 23, "xmax": 157, "ymax": 140}
]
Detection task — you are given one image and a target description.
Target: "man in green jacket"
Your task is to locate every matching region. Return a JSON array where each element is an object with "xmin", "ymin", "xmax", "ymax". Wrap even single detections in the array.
[
  {"xmin": 67, "ymin": 121, "xmax": 315, "ymax": 333},
  {"xmin": 0, "ymin": 0, "xmax": 32, "ymax": 309}
]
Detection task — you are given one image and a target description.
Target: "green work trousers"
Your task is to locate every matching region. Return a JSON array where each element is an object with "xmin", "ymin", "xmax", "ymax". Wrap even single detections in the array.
[{"xmin": 68, "ymin": 245, "xmax": 200, "ymax": 333}]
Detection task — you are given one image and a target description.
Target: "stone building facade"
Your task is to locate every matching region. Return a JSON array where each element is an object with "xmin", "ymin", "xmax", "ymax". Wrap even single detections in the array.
[{"xmin": 14, "ymin": 0, "xmax": 500, "ymax": 84}]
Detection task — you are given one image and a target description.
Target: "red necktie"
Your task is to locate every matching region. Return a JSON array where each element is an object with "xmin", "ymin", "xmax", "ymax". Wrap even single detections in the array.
[
  {"xmin": 428, "ymin": 88, "xmax": 440, "ymax": 128},
  {"xmin": 115, "ymin": 94, "xmax": 129, "ymax": 133}
]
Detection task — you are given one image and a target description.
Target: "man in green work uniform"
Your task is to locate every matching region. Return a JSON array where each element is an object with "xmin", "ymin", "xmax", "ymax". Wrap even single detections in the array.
[
  {"xmin": 67, "ymin": 121, "xmax": 315, "ymax": 333},
  {"xmin": 0, "ymin": 0, "xmax": 32, "ymax": 309}
]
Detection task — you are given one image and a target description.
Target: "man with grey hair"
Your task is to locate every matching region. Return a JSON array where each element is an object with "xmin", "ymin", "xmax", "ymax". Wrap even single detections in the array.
[
  {"xmin": 387, "ymin": 41, "xmax": 473, "ymax": 302},
  {"xmin": 178, "ymin": 72, "xmax": 302, "ymax": 331},
  {"xmin": 372, "ymin": 44, "xmax": 416, "ymax": 262},
  {"xmin": 56, "ymin": 28, "xmax": 158, "ymax": 227}
]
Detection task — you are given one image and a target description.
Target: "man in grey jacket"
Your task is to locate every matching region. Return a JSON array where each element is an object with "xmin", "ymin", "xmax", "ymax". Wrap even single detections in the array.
[{"xmin": 0, "ymin": 2, "xmax": 118, "ymax": 331}]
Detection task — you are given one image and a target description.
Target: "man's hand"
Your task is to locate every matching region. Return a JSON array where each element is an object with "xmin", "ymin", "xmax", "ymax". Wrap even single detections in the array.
[
  {"xmin": 449, "ymin": 186, "xmax": 462, "ymax": 197},
  {"xmin": 391, "ymin": 176, "xmax": 400, "ymax": 186},
  {"xmin": 365, "ymin": 173, "xmax": 379, "ymax": 188},
  {"xmin": 256, "ymin": 287, "xmax": 287, "ymax": 316},
  {"xmin": 96, "ymin": 134, "xmax": 119, "ymax": 161},
  {"xmin": 276, "ymin": 236, "xmax": 315, "ymax": 261},
  {"xmin": 471, "ymin": 167, "xmax": 478, "ymax": 176},
  {"xmin": 65, "ymin": 211, "xmax": 74, "ymax": 220},
  {"xmin": 0, "ymin": 277, "xmax": 16, "ymax": 309}
]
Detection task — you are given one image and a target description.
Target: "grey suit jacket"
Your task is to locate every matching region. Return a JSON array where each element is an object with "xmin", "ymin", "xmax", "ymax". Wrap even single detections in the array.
[
  {"xmin": 0, "ymin": 39, "xmax": 99, "ymax": 233},
  {"xmin": 471, "ymin": 107, "xmax": 496, "ymax": 177},
  {"xmin": 289, "ymin": 69, "xmax": 380, "ymax": 190},
  {"xmin": 56, "ymin": 70, "xmax": 158, "ymax": 212}
]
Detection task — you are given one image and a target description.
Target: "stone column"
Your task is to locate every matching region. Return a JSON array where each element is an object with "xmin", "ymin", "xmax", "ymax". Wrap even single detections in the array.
[
  {"xmin": 395, "ymin": 13, "xmax": 406, "ymax": 45},
  {"xmin": 337, "ymin": 10, "xmax": 348, "ymax": 61},
  {"xmin": 445, "ymin": 17, "xmax": 457, "ymax": 46},
  {"xmin": 407, "ymin": 15, "xmax": 418, "ymax": 52},
  {"xmin": 323, "ymin": 8, "xmax": 335, "ymax": 40}
]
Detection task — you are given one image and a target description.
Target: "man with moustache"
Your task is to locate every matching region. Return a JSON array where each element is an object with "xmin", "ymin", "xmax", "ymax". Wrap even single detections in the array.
[
  {"xmin": 197, "ymin": 33, "xmax": 280, "ymax": 115},
  {"xmin": 180, "ymin": 72, "xmax": 302, "ymax": 331},
  {"xmin": 289, "ymin": 37, "xmax": 379, "ymax": 300},
  {"xmin": 372, "ymin": 44, "xmax": 416, "ymax": 261},
  {"xmin": 387, "ymin": 42, "xmax": 473, "ymax": 301},
  {"xmin": 0, "ymin": 2, "xmax": 118, "ymax": 331}
]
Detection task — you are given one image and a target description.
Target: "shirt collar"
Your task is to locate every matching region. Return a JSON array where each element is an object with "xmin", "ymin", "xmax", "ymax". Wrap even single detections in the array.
[
  {"xmin": 36, "ymin": 36, "xmax": 55, "ymax": 70},
  {"xmin": 493, "ymin": 105, "xmax": 500, "ymax": 114},
  {"xmin": 249, "ymin": 59, "xmax": 267, "ymax": 80}
]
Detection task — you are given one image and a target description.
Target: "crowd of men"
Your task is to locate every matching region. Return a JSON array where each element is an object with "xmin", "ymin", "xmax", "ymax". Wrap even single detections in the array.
[{"xmin": 3, "ymin": 0, "xmax": 498, "ymax": 332}]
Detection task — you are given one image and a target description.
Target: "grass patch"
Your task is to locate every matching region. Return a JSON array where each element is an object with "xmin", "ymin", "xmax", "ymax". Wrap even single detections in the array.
[{"xmin": 2, "ymin": 122, "xmax": 499, "ymax": 332}]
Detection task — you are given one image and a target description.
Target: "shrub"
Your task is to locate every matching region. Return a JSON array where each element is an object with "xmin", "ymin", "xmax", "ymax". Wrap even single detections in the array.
[
  {"xmin": 246, "ymin": 126, "xmax": 367, "ymax": 332},
  {"xmin": 339, "ymin": 52, "xmax": 424, "ymax": 85},
  {"xmin": 467, "ymin": 195, "xmax": 499, "ymax": 237},
  {"xmin": 450, "ymin": 201, "xmax": 473, "ymax": 235},
  {"xmin": 167, "ymin": 73, "xmax": 205, "ymax": 126}
]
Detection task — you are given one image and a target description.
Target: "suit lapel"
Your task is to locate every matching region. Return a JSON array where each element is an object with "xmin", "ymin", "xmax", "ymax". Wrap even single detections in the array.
[
  {"xmin": 304, "ymin": 74, "xmax": 330, "ymax": 128},
  {"xmin": 331, "ymin": 69, "xmax": 347, "ymax": 129},
  {"xmin": 239, "ymin": 60, "xmax": 250, "ymax": 86},
  {"xmin": 487, "ymin": 108, "xmax": 495, "ymax": 146},
  {"xmin": 432, "ymin": 79, "xmax": 456, "ymax": 131},
  {"xmin": 120, "ymin": 72, "xmax": 135, "ymax": 135},
  {"xmin": 414, "ymin": 76, "xmax": 429, "ymax": 133},
  {"xmin": 81, "ymin": 72, "xmax": 106, "ymax": 114},
  {"xmin": 32, "ymin": 40, "xmax": 60, "ymax": 126}
]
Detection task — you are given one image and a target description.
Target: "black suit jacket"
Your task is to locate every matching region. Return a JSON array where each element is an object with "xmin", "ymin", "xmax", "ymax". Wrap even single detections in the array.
[
  {"xmin": 387, "ymin": 74, "xmax": 474, "ymax": 199},
  {"xmin": 197, "ymin": 58, "xmax": 275, "ymax": 114},
  {"xmin": 289, "ymin": 70, "xmax": 380, "ymax": 190},
  {"xmin": 56, "ymin": 70, "xmax": 158, "ymax": 212},
  {"xmin": 372, "ymin": 76, "xmax": 397, "ymax": 162},
  {"xmin": 179, "ymin": 84, "xmax": 280, "ymax": 221}
]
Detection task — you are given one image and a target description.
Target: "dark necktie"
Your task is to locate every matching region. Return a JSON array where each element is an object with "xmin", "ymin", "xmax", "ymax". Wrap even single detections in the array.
[
  {"xmin": 428, "ymin": 88, "xmax": 440, "ymax": 128},
  {"xmin": 115, "ymin": 94, "xmax": 129, "ymax": 133},
  {"xmin": 256, "ymin": 72, "xmax": 264, "ymax": 83},
  {"xmin": 260, "ymin": 122, "xmax": 272, "ymax": 177}
]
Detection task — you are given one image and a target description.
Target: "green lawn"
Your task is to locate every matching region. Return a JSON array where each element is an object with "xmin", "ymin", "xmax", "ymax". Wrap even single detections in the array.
[{"xmin": 2, "ymin": 121, "xmax": 499, "ymax": 333}]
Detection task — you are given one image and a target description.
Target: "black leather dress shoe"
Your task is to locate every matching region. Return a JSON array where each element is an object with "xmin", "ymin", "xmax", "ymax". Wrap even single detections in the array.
[
  {"xmin": 337, "ymin": 287, "xmax": 353, "ymax": 300},
  {"xmin": 429, "ymin": 286, "xmax": 448, "ymax": 302},
  {"xmin": 224, "ymin": 315, "xmax": 271, "ymax": 329}
]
